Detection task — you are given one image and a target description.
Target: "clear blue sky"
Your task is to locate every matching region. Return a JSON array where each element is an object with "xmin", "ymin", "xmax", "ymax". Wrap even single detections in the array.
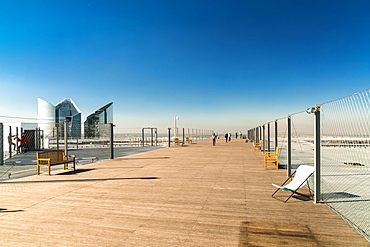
[{"xmin": 1, "ymin": 0, "xmax": 370, "ymax": 133}]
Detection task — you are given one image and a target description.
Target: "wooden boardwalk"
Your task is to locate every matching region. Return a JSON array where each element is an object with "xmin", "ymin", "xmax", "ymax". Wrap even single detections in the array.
[{"xmin": 0, "ymin": 139, "xmax": 368, "ymax": 246}]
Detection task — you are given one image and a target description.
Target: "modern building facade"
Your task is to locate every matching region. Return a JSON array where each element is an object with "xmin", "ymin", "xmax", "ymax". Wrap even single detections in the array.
[
  {"xmin": 37, "ymin": 98, "xmax": 55, "ymax": 137},
  {"xmin": 84, "ymin": 102, "xmax": 113, "ymax": 138},
  {"xmin": 37, "ymin": 98, "xmax": 82, "ymax": 138}
]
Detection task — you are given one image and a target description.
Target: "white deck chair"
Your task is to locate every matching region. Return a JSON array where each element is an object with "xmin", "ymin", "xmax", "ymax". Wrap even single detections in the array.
[{"xmin": 272, "ymin": 165, "xmax": 315, "ymax": 202}]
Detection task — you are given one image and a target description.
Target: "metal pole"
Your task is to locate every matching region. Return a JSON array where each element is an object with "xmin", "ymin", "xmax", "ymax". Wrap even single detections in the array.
[
  {"xmin": 262, "ymin": 125, "xmax": 265, "ymax": 151},
  {"xmin": 314, "ymin": 106, "xmax": 322, "ymax": 203},
  {"xmin": 275, "ymin": 120, "xmax": 278, "ymax": 149},
  {"xmin": 110, "ymin": 123, "xmax": 114, "ymax": 159},
  {"xmin": 287, "ymin": 116, "xmax": 292, "ymax": 177},
  {"xmin": 255, "ymin": 128, "xmax": 257, "ymax": 142},
  {"xmin": 182, "ymin": 128, "xmax": 185, "ymax": 145},
  {"xmin": 56, "ymin": 125, "xmax": 59, "ymax": 150},
  {"xmin": 267, "ymin": 123, "xmax": 270, "ymax": 151},
  {"xmin": 155, "ymin": 129, "xmax": 158, "ymax": 146},
  {"xmin": 142, "ymin": 128, "xmax": 144, "ymax": 147},
  {"xmin": 64, "ymin": 121, "xmax": 68, "ymax": 157},
  {"xmin": 0, "ymin": 123, "xmax": 3, "ymax": 165},
  {"xmin": 41, "ymin": 129, "xmax": 44, "ymax": 150},
  {"xmin": 16, "ymin": 127, "xmax": 19, "ymax": 154},
  {"xmin": 9, "ymin": 126, "xmax": 12, "ymax": 158},
  {"xmin": 168, "ymin": 128, "xmax": 171, "ymax": 147},
  {"xmin": 259, "ymin": 127, "xmax": 262, "ymax": 143},
  {"xmin": 151, "ymin": 128, "xmax": 154, "ymax": 146}
]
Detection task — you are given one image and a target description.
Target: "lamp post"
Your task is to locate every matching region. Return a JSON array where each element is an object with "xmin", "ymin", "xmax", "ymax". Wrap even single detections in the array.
[{"xmin": 168, "ymin": 128, "xmax": 171, "ymax": 147}]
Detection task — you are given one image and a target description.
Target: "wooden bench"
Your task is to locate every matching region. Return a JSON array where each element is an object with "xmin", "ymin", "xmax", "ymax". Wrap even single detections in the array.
[
  {"xmin": 186, "ymin": 137, "xmax": 192, "ymax": 144},
  {"xmin": 174, "ymin": 138, "xmax": 182, "ymax": 146},
  {"xmin": 253, "ymin": 140, "xmax": 262, "ymax": 151},
  {"xmin": 36, "ymin": 150, "xmax": 76, "ymax": 175},
  {"xmin": 264, "ymin": 147, "xmax": 279, "ymax": 169}
]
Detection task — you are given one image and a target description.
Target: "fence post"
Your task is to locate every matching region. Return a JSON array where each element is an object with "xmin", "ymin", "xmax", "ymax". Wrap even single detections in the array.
[
  {"xmin": 262, "ymin": 125, "xmax": 266, "ymax": 151},
  {"xmin": 0, "ymin": 123, "xmax": 3, "ymax": 165},
  {"xmin": 151, "ymin": 128, "xmax": 154, "ymax": 146},
  {"xmin": 287, "ymin": 116, "xmax": 292, "ymax": 177},
  {"xmin": 110, "ymin": 123, "xmax": 114, "ymax": 159},
  {"xmin": 168, "ymin": 128, "xmax": 171, "ymax": 147},
  {"xmin": 142, "ymin": 128, "xmax": 145, "ymax": 147},
  {"xmin": 275, "ymin": 120, "xmax": 278, "ymax": 149},
  {"xmin": 64, "ymin": 121, "xmax": 68, "ymax": 156},
  {"xmin": 267, "ymin": 122, "xmax": 271, "ymax": 151},
  {"xmin": 56, "ymin": 125, "xmax": 60, "ymax": 150},
  {"xmin": 16, "ymin": 127, "xmax": 19, "ymax": 154},
  {"xmin": 9, "ymin": 126, "xmax": 12, "ymax": 159},
  {"xmin": 155, "ymin": 129, "xmax": 158, "ymax": 146},
  {"xmin": 182, "ymin": 128, "xmax": 185, "ymax": 145},
  {"xmin": 254, "ymin": 128, "xmax": 257, "ymax": 142},
  {"xmin": 314, "ymin": 106, "xmax": 322, "ymax": 203}
]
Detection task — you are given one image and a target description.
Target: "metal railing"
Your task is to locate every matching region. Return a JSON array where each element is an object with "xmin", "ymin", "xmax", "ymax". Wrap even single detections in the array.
[
  {"xmin": 248, "ymin": 89, "xmax": 370, "ymax": 241},
  {"xmin": 1, "ymin": 115, "xmax": 214, "ymax": 181}
]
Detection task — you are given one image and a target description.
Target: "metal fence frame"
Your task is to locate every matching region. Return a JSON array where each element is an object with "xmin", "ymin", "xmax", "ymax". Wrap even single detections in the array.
[{"xmin": 248, "ymin": 89, "xmax": 370, "ymax": 241}]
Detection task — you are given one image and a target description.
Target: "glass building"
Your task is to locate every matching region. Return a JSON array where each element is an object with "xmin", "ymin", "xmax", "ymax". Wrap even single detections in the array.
[
  {"xmin": 55, "ymin": 99, "xmax": 82, "ymax": 138},
  {"xmin": 84, "ymin": 102, "xmax": 113, "ymax": 138},
  {"xmin": 37, "ymin": 98, "xmax": 82, "ymax": 138}
]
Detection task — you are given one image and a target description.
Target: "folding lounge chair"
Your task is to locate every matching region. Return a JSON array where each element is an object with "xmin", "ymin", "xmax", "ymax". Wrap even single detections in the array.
[{"xmin": 272, "ymin": 165, "xmax": 315, "ymax": 202}]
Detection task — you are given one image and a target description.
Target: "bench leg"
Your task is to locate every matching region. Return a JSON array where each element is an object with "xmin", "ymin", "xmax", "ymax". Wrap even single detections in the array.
[{"xmin": 48, "ymin": 165, "xmax": 51, "ymax": 176}]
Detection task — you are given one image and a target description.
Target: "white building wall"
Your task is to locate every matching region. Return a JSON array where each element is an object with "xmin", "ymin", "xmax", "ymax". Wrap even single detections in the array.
[{"xmin": 37, "ymin": 98, "xmax": 55, "ymax": 137}]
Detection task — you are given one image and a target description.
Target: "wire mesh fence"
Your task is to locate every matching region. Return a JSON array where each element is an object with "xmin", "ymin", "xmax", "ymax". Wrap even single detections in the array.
[
  {"xmin": 320, "ymin": 90, "xmax": 370, "ymax": 240},
  {"xmin": 248, "ymin": 88, "xmax": 370, "ymax": 241},
  {"xmin": 290, "ymin": 112, "xmax": 315, "ymax": 192},
  {"xmin": 0, "ymin": 117, "xmax": 115, "ymax": 181},
  {"xmin": 1, "ymin": 115, "xmax": 213, "ymax": 181},
  {"xmin": 277, "ymin": 118, "xmax": 288, "ymax": 169}
]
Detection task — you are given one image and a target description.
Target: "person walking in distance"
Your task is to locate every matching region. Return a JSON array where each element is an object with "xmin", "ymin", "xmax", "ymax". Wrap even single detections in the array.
[
  {"xmin": 225, "ymin": 133, "xmax": 228, "ymax": 143},
  {"xmin": 212, "ymin": 133, "xmax": 217, "ymax": 146}
]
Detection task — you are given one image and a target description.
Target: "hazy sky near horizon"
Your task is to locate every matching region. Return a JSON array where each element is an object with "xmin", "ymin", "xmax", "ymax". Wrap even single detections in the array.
[{"xmin": 1, "ymin": 0, "xmax": 370, "ymax": 133}]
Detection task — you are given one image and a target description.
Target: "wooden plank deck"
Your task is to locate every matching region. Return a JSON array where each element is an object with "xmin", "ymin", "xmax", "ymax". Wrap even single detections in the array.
[{"xmin": 0, "ymin": 139, "xmax": 368, "ymax": 246}]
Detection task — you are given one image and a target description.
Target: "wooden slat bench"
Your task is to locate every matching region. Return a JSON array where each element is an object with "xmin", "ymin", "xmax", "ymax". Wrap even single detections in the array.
[
  {"xmin": 264, "ymin": 147, "xmax": 279, "ymax": 169},
  {"xmin": 253, "ymin": 140, "xmax": 262, "ymax": 151},
  {"xmin": 174, "ymin": 138, "xmax": 182, "ymax": 146},
  {"xmin": 36, "ymin": 150, "xmax": 76, "ymax": 175}
]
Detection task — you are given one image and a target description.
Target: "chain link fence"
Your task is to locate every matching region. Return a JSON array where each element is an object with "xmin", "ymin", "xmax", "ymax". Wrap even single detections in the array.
[
  {"xmin": 320, "ymin": 90, "xmax": 370, "ymax": 240},
  {"xmin": 248, "ymin": 89, "xmax": 370, "ymax": 241},
  {"xmin": 1, "ymin": 115, "xmax": 213, "ymax": 181},
  {"xmin": 0, "ymin": 117, "xmax": 114, "ymax": 180}
]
